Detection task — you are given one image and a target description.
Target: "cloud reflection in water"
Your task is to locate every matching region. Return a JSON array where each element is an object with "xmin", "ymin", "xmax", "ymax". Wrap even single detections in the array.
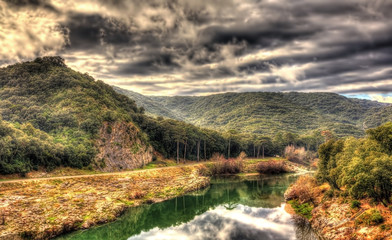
[{"xmin": 128, "ymin": 204, "xmax": 296, "ymax": 240}]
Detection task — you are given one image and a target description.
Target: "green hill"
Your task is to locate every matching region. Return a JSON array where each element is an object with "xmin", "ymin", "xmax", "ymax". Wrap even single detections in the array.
[
  {"xmin": 0, "ymin": 57, "xmax": 155, "ymax": 174},
  {"xmin": 114, "ymin": 88, "xmax": 390, "ymax": 137},
  {"xmin": 112, "ymin": 86, "xmax": 182, "ymax": 120}
]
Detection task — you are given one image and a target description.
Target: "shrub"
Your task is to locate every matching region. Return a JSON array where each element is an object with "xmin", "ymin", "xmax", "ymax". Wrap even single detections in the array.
[
  {"xmin": 285, "ymin": 175, "xmax": 317, "ymax": 204},
  {"xmin": 237, "ymin": 151, "xmax": 247, "ymax": 160},
  {"xmin": 209, "ymin": 154, "xmax": 244, "ymax": 175},
  {"xmin": 210, "ymin": 158, "xmax": 243, "ymax": 175},
  {"xmin": 324, "ymin": 189, "xmax": 335, "ymax": 199},
  {"xmin": 211, "ymin": 153, "xmax": 225, "ymax": 162},
  {"xmin": 288, "ymin": 200, "xmax": 313, "ymax": 219},
  {"xmin": 198, "ymin": 164, "xmax": 212, "ymax": 176},
  {"xmin": 256, "ymin": 160, "xmax": 289, "ymax": 174},
  {"xmin": 350, "ymin": 200, "xmax": 361, "ymax": 209},
  {"xmin": 356, "ymin": 209, "xmax": 384, "ymax": 226},
  {"xmin": 284, "ymin": 145, "xmax": 314, "ymax": 165}
]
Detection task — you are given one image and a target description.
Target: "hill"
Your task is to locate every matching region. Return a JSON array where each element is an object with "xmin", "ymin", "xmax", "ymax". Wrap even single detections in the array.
[
  {"xmin": 112, "ymin": 86, "xmax": 182, "ymax": 120},
  {"xmin": 114, "ymin": 88, "xmax": 390, "ymax": 137},
  {"xmin": 0, "ymin": 57, "xmax": 155, "ymax": 174}
]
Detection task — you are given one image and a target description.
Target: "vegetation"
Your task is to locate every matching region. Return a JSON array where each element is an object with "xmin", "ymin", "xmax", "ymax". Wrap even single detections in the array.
[
  {"xmin": 350, "ymin": 200, "xmax": 361, "ymax": 209},
  {"xmin": 284, "ymin": 145, "xmax": 315, "ymax": 165},
  {"xmin": 0, "ymin": 165, "xmax": 209, "ymax": 239},
  {"xmin": 288, "ymin": 200, "xmax": 313, "ymax": 220},
  {"xmin": 117, "ymin": 88, "xmax": 392, "ymax": 137},
  {"xmin": 316, "ymin": 122, "xmax": 392, "ymax": 205},
  {"xmin": 256, "ymin": 160, "xmax": 289, "ymax": 174},
  {"xmin": 285, "ymin": 175, "xmax": 318, "ymax": 205},
  {"xmin": 0, "ymin": 57, "xmax": 322, "ymax": 175},
  {"xmin": 0, "ymin": 57, "xmax": 145, "ymax": 174},
  {"xmin": 206, "ymin": 153, "xmax": 245, "ymax": 175},
  {"xmin": 0, "ymin": 120, "xmax": 66, "ymax": 174},
  {"xmin": 355, "ymin": 209, "xmax": 384, "ymax": 226}
]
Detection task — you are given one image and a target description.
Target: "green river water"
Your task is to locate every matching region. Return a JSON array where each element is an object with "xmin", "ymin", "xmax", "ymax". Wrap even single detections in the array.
[{"xmin": 57, "ymin": 174, "xmax": 317, "ymax": 240}]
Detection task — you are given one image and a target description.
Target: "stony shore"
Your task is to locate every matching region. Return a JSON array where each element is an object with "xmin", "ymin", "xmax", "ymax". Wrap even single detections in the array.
[{"xmin": 286, "ymin": 179, "xmax": 392, "ymax": 240}]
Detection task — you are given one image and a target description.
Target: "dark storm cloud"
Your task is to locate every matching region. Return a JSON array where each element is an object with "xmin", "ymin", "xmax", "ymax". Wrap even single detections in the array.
[
  {"xmin": 63, "ymin": 13, "xmax": 132, "ymax": 50},
  {"xmin": 2, "ymin": 0, "xmax": 392, "ymax": 96},
  {"xmin": 116, "ymin": 52, "xmax": 181, "ymax": 75},
  {"xmin": 4, "ymin": 0, "xmax": 59, "ymax": 13}
]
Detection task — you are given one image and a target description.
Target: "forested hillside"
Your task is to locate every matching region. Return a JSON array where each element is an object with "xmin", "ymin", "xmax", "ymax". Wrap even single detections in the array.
[
  {"xmin": 115, "ymin": 88, "xmax": 390, "ymax": 137},
  {"xmin": 0, "ymin": 57, "xmax": 151, "ymax": 174}
]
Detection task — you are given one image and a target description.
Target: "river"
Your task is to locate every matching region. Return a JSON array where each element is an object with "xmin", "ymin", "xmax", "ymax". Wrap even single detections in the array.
[{"xmin": 57, "ymin": 174, "xmax": 317, "ymax": 240}]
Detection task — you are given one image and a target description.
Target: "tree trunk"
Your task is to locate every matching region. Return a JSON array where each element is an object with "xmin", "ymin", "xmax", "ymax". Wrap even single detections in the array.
[
  {"xmin": 183, "ymin": 139, "xmax": 187, "ymax": 163},
  {"xmin": 262, "ymin": 145, "xmax": 265, "ymax": 159},
  {"xmin": 204, "ymin": 140, "xmax": 206, "ymax": 161},
  {"xmin": 253, "ymin": 144, "xmax": 256, "ymax": 158},
  {"xmin": 197, "ymin": 140, "xmax": 200, "ymax": 162},
  {"xmin": 228, "ymin": 139, "xmax": 231, "ymax": 159},
  {"xmin": 176, "ymin": 140, "xmax": 179, "ymax": 164},
  {"xmin": 257, "ymin": 146, "xmax": 260, "ymax": 159}
]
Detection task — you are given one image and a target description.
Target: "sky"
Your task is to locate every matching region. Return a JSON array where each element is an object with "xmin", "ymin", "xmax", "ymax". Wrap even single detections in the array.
[{"xmin": 1, "ymin": 0, "xmax": 392, "ymax": 101}]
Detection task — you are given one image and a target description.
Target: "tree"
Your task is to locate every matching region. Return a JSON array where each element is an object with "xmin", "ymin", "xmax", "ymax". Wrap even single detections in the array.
[
  {"xmin": 316, "ymin": 139, "xmax": 344, "ymax": 189},
  {"xmin": 257, "ymin": 136, "xmax": 270, "ymax": 159},
  {"xmin": 226, "ymin": 129, "xmax": 238, "ymax": 158},
  {"xmin": 367, "ymin": 122, "xmax": 392, "ymax": 155}
]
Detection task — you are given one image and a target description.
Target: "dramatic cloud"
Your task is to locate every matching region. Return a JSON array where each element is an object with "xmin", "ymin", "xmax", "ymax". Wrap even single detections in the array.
[{"xmin": 1, "ymin": 0, "xmax": 392, "ymax": 96}]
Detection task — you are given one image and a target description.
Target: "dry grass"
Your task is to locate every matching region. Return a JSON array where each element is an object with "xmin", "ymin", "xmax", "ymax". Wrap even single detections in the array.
[
  {"xmin": 208, "ymin": 153, "xmax": 244, "ymax": 175},
  {"xmin": 256, "ymin": 160, "xmax": 290, "ymax": 174},
  {"xmin": 285, "ymin": 175, "xmax": 319, "ymax": 204},
  {"xmin": 284, "ymin": 145, "xmax": 315, "ymax": 165},
  {"xmin": 0, "ymin": 165, "xmax": 209, "ymax": 240}
]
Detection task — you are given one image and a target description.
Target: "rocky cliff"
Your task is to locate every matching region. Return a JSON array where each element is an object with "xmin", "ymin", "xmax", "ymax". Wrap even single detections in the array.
[{"xmin": 95, "ymin": 122, "xmax": 153, "ymax": 172}]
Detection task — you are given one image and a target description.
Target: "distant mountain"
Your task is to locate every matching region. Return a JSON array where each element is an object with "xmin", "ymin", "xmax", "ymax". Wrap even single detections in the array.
[{"xmin": 114, "ymin": 88, "xmax": 391, "ymax": 137}]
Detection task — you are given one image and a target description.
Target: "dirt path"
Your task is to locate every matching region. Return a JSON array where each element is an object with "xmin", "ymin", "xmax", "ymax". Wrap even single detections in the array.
[{"xmin": 0, "ymin": 162, "xmax": 208, "ymax": 184}]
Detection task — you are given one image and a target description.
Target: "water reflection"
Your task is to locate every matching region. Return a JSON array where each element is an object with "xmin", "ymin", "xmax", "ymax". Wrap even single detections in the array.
[
  {"xmin": 129, "ymin": 204, "xmax": 296, "ymax": 240},
  {"xmin": 58, "ymin": 174, "xmax": 317, "ymax": 240}
]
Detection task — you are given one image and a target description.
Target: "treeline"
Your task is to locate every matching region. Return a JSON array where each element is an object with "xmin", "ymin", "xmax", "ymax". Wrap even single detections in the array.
[
  {"xmin": 132, "ymin": 111, "xmax": 327, "ymax": 161},
  {"xmin": 317, "ymin": 122, "xmax": 392, "ymax": 204}
]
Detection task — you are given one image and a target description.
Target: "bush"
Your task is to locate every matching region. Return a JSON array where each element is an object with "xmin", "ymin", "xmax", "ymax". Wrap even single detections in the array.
[
  {"xmin": 209, "ymin": 154, "xmax": 244, "ymax": 175},
  {"xmin": 256, "ymin": 160, "xmax": 289, "ymax": 174},
  {"xmin": 324, "ymin": 189, "xmax": 335, "ymax": 199},
  {"xmin": 284, "ymin": 145, "xmax": 314, "ymax": 165},
  {"xmin": 356, "ymin": 209, "xmax": 384, "ymax": 226},
  {"xmin": 350, "ymin": 200, "xmax": 361, "ymax": 209},
  {"xmin": 210, "ymin": 158, "xmax": 243, "ymax": 175},
  {"xmin": 285, "ymin": 175, "xmax": 317, "ymax": 204},
  {"xmin": 198, "ymin": 164, "xmax": 212, "ymax": 176},
  {"xmin": 288, "ymin": 200, "xmax": 313, "ymax": 219}
]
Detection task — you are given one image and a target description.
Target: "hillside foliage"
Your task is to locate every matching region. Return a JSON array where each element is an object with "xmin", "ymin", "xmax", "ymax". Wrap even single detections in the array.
[
  {"xmin": 316, "ymin": 122, "xmax": 392, "ymax": 204},
  {"xmin": 117, "ymin": 88, "xmax": 391, "ymax": 137}
]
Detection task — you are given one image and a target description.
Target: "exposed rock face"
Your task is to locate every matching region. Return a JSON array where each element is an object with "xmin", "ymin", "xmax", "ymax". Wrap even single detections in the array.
[{"xmin": 95, "ymin": 122, "xmax": 153, "ymax": 172}]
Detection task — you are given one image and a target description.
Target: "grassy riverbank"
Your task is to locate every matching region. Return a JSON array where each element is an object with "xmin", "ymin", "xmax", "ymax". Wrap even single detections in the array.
[{"xmin": 0, "ymin": 165, "xmax": 209, "ymax": 240}]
